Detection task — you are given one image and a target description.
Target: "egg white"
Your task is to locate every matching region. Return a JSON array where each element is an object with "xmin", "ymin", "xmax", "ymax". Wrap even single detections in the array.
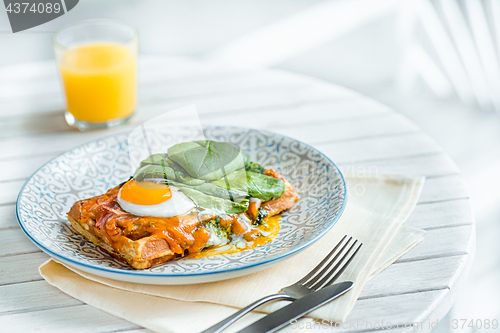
[{"xmin": 117, "ymin": 187, "xmax": 196, "ymax": 218}]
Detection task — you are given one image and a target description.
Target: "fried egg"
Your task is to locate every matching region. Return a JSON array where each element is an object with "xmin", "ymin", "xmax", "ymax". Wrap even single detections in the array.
[{"xmin": 117, "ymin": 180, "xmax": 195, "ymax": 218}]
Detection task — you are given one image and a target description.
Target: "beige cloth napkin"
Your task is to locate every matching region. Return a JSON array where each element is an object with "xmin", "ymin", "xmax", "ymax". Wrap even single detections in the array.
[{"xmin": 40, "ymin": 174, "xmax": 426, "ymax": 333}]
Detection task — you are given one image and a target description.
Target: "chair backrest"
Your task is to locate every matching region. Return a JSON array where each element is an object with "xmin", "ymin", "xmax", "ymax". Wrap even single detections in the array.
[{"xmin": 399, "ymin": 0, "xmax": 500, "ymax": 114}]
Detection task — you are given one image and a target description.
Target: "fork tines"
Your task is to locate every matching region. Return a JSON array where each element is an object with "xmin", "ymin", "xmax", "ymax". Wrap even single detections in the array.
[{"xmin": 298, "ymin": 235, "xmax": 362, "ymax": 291}]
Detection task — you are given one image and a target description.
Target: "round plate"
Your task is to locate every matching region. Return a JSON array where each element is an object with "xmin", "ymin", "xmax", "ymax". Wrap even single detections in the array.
[{"xmin": 16, "ymin": 127, "xmax": 346, "ymax": 284}]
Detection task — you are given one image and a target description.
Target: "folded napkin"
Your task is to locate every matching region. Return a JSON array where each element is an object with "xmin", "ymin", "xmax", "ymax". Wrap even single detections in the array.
[{"xmin": 40, "ymin": 174, "xmax": 426, "ymax": 333}]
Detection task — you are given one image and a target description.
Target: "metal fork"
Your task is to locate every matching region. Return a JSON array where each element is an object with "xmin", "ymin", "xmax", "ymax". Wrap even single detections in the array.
[{"xmin": 202, "ymin": 235, "xmax": 362, "ymax": 333}]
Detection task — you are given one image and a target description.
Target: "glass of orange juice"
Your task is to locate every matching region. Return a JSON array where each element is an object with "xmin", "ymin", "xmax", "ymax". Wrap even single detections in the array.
[{"xmin": 52, "ymin": 19, "xmax": 138, "ymax": 130}]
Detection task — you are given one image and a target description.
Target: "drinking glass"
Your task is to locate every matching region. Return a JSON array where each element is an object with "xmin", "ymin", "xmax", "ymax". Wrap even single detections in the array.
[{"xmin": 52, "ymin": 19, "xmax": 138, "ymax": 130}]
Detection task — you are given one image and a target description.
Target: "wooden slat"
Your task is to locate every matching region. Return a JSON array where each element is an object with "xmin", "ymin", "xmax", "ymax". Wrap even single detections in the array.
[
  {"xmin": 0, "ymin": 180, "xmax": 25, "ymax": 205},
  {"xmin": 0, "ymin": 229, "xmax": 40, "ymax": 257},
  {"xmin": 406, "ymin": 198, "xmax": 473, "ymax": 230},
  {"xmin": 198, "ymin": 91, "xmax": 391, "ymax": 122},
  {"xmin": 0, "ymin": 79, "xmax": 60, "ymax": 101},
  {"xmin": 138, "ymin": 70, "xmax": 309, "ymax": 103},
  {"xmin": 148, "ymin": 81, "xmax": 346, "ymax": 119},
  {"xmin": 0, "ymin": 131, "xmax": 109, "ymax": 160},
  {"xmin": 0, "ymin": 252, "xmax": 48, "ymax": 285},
  {"xmin": 0, "ymin": 204, "xmax": 17, "ymax": 230},
  {"xmin": 317, "ymin": 133, "xmax": 443, "ymax": 164},
  {"xmin": 417, "ymin": 175, "xmax": 469, "ymax": 204},
  {"xmin": 136, "ymin": 56, "xmax": 253, "ymax": 83},
  {"xmin": 0, "ymin": 61, "xmax": 58, "ymax": 84},
  {"xmin": 338, "ymin": 153, "xmax": 459, "ymax": 179},
  {"xmin": 0, "ymin": 155, "xmax": 55, "ymax": 183},
  {"xmin": 271, "ymin": 113, "xmax": 420, "ymax": 144},
  {"xmin": 0, "ymin": 111, "xmax": 70, "ymax": 139},
  {"xmin": 362, "ymin": 255, "xmax": 467, "ymax": 299},
  {"xmin": 397, "ymin": 225, "xmax": 473, "ymax": 262},
  {"xmin": 335, "ymin": 290, "xmax": 448, "ymax": 332},
  {"xmin": 0, "ymin": 280, "xmax": 83, "ymax": 315},
  {"xmin": 200, "ymin": 103, "xmax": 393, "ymax": 139},
  {"xmin": 0, "ymin": 304, "xmax": 140, "ymax": 333},
  {"xmin": 0, "ymin": 97, "xmax": 64, "ymax": 119}
]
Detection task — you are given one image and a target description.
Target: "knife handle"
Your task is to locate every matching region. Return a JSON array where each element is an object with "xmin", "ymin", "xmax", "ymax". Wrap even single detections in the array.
[
  {"xmin": 201, "ymin": 294, "xmax": 295, "ymax": 333},
  {"xmin": 238, "ymin": 281, "xmax": 354, "ymax": 333}
]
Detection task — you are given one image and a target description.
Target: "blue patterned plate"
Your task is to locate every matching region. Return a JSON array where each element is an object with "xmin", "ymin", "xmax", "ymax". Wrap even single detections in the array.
[{"xmin": 16, "ymin": 127, "xmax": 346, "ymax": 284}]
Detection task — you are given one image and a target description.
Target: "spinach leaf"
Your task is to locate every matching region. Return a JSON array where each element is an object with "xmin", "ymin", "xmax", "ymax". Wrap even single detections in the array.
[
  {"xmin": 173, "ymin": 169, "xmax": 206, "ymax": 185},
  {"xmin": 246, "ymin": 161, "xmax": 265, "ymax": 174},
  {"xmin": 133, "ymin": 164, "xmax": 176, "ymax": 182},
  {"xmin": 242, "ymin": 151, "xmax": 250, "ymax": 168},
  {"xmin": 211, "ymin": 169, "xmax": 248, "ymax": 192},
  {"xmin": 246, "ymin": 171, "xmax": 285, "ymax": 200},
  {"xmin": 211, "ymin": 170, "xmax": 284, "ymax": 200},
  {"xmin": 179, "ymin": 187, "xmax": 249, "ymax": 214},
  {"xmin": 133, "ymin": 172, "xmax": 248, "ymax": 203},
  {"xmin": 138, "ymin": 153, "xmax": 167, "ymax": 168},
  {"xmin": 135, "ymin": 154, "xmax": 205, "ymax": 185},
  {"xmin": 168, "ymin": 141, "xmax": 245, "ymax": 180},
  {"xmin": 132, "ymin": 141, "xmax": 284, "ymax": 215},
  {"xmin": 171, "ymin": 181, "xmax": 248, "ymax": 203}
]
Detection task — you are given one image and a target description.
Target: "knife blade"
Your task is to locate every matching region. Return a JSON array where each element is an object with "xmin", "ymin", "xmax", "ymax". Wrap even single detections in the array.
[{"xmin": 237, "ymin": 281, "xmax": 354, "ymax": 333}]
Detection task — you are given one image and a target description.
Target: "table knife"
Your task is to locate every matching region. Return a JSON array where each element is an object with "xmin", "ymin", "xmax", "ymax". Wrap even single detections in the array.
[{"xmin": 237, "ymin": 281, "xmax": 354, "ymax": 333}]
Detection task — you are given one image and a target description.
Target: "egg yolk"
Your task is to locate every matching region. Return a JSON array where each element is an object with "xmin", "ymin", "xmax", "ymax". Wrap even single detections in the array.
[{"xmin": 120, "ymin": 180, "xmax": 172, "ymax": 205}]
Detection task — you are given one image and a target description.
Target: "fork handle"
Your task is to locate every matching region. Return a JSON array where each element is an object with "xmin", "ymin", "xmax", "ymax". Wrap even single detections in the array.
[{"xmin": 200, "ymin": 294, "xmax": 294, "ymax": 333}]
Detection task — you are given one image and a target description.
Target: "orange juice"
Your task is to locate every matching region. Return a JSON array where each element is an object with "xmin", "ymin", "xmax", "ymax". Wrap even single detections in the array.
[{"xmin": 58, "ymin": 42, "xmax": 137, "ymax": 122}]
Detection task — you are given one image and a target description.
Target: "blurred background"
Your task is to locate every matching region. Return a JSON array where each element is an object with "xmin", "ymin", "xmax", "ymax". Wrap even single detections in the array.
[{"xmin": 1, "ymin": 0, "xmax": 498, "ymax": 331}]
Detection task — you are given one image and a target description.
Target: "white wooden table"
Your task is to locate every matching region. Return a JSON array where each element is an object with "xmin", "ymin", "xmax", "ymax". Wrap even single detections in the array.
[{"xmin": 0, "ymin": 57, "xmax": 475, "ymax": 332}]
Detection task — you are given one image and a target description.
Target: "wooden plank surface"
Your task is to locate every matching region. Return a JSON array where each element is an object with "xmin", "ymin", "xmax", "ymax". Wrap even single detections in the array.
[
  {"xmin": 0, "ymin": 252, "xmax": 49, "ymax": 285},
  {"xmin": 0, "ymin": 204, "xmax": 18, "ymax": 230},
  {"xmin": 0, "ymin": 229, "xmax": 40, "ymax": 257},
  {"xmin": 0, "ymin": 280, "xmax": 84, "ymax": 315},
  {"xmin": 0, "ymin": 180, "xmax": 25, "ymax": 205},
  {"xmin": 0, "ymin": 304, "xmax": 141, "ymax": 333},
  {"xmin": 0, "ymin": 57, "xmax": 474, "ymax": 333},
  {"xmin": 397, "ymin": 225, "xmax": 473, "ymax": 262}
]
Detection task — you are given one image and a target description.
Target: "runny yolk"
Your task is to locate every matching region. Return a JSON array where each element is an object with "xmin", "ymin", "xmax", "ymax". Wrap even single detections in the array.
[{"xmin": 120, "ymin": 180, "xmax": 172, "ymax": 205}]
